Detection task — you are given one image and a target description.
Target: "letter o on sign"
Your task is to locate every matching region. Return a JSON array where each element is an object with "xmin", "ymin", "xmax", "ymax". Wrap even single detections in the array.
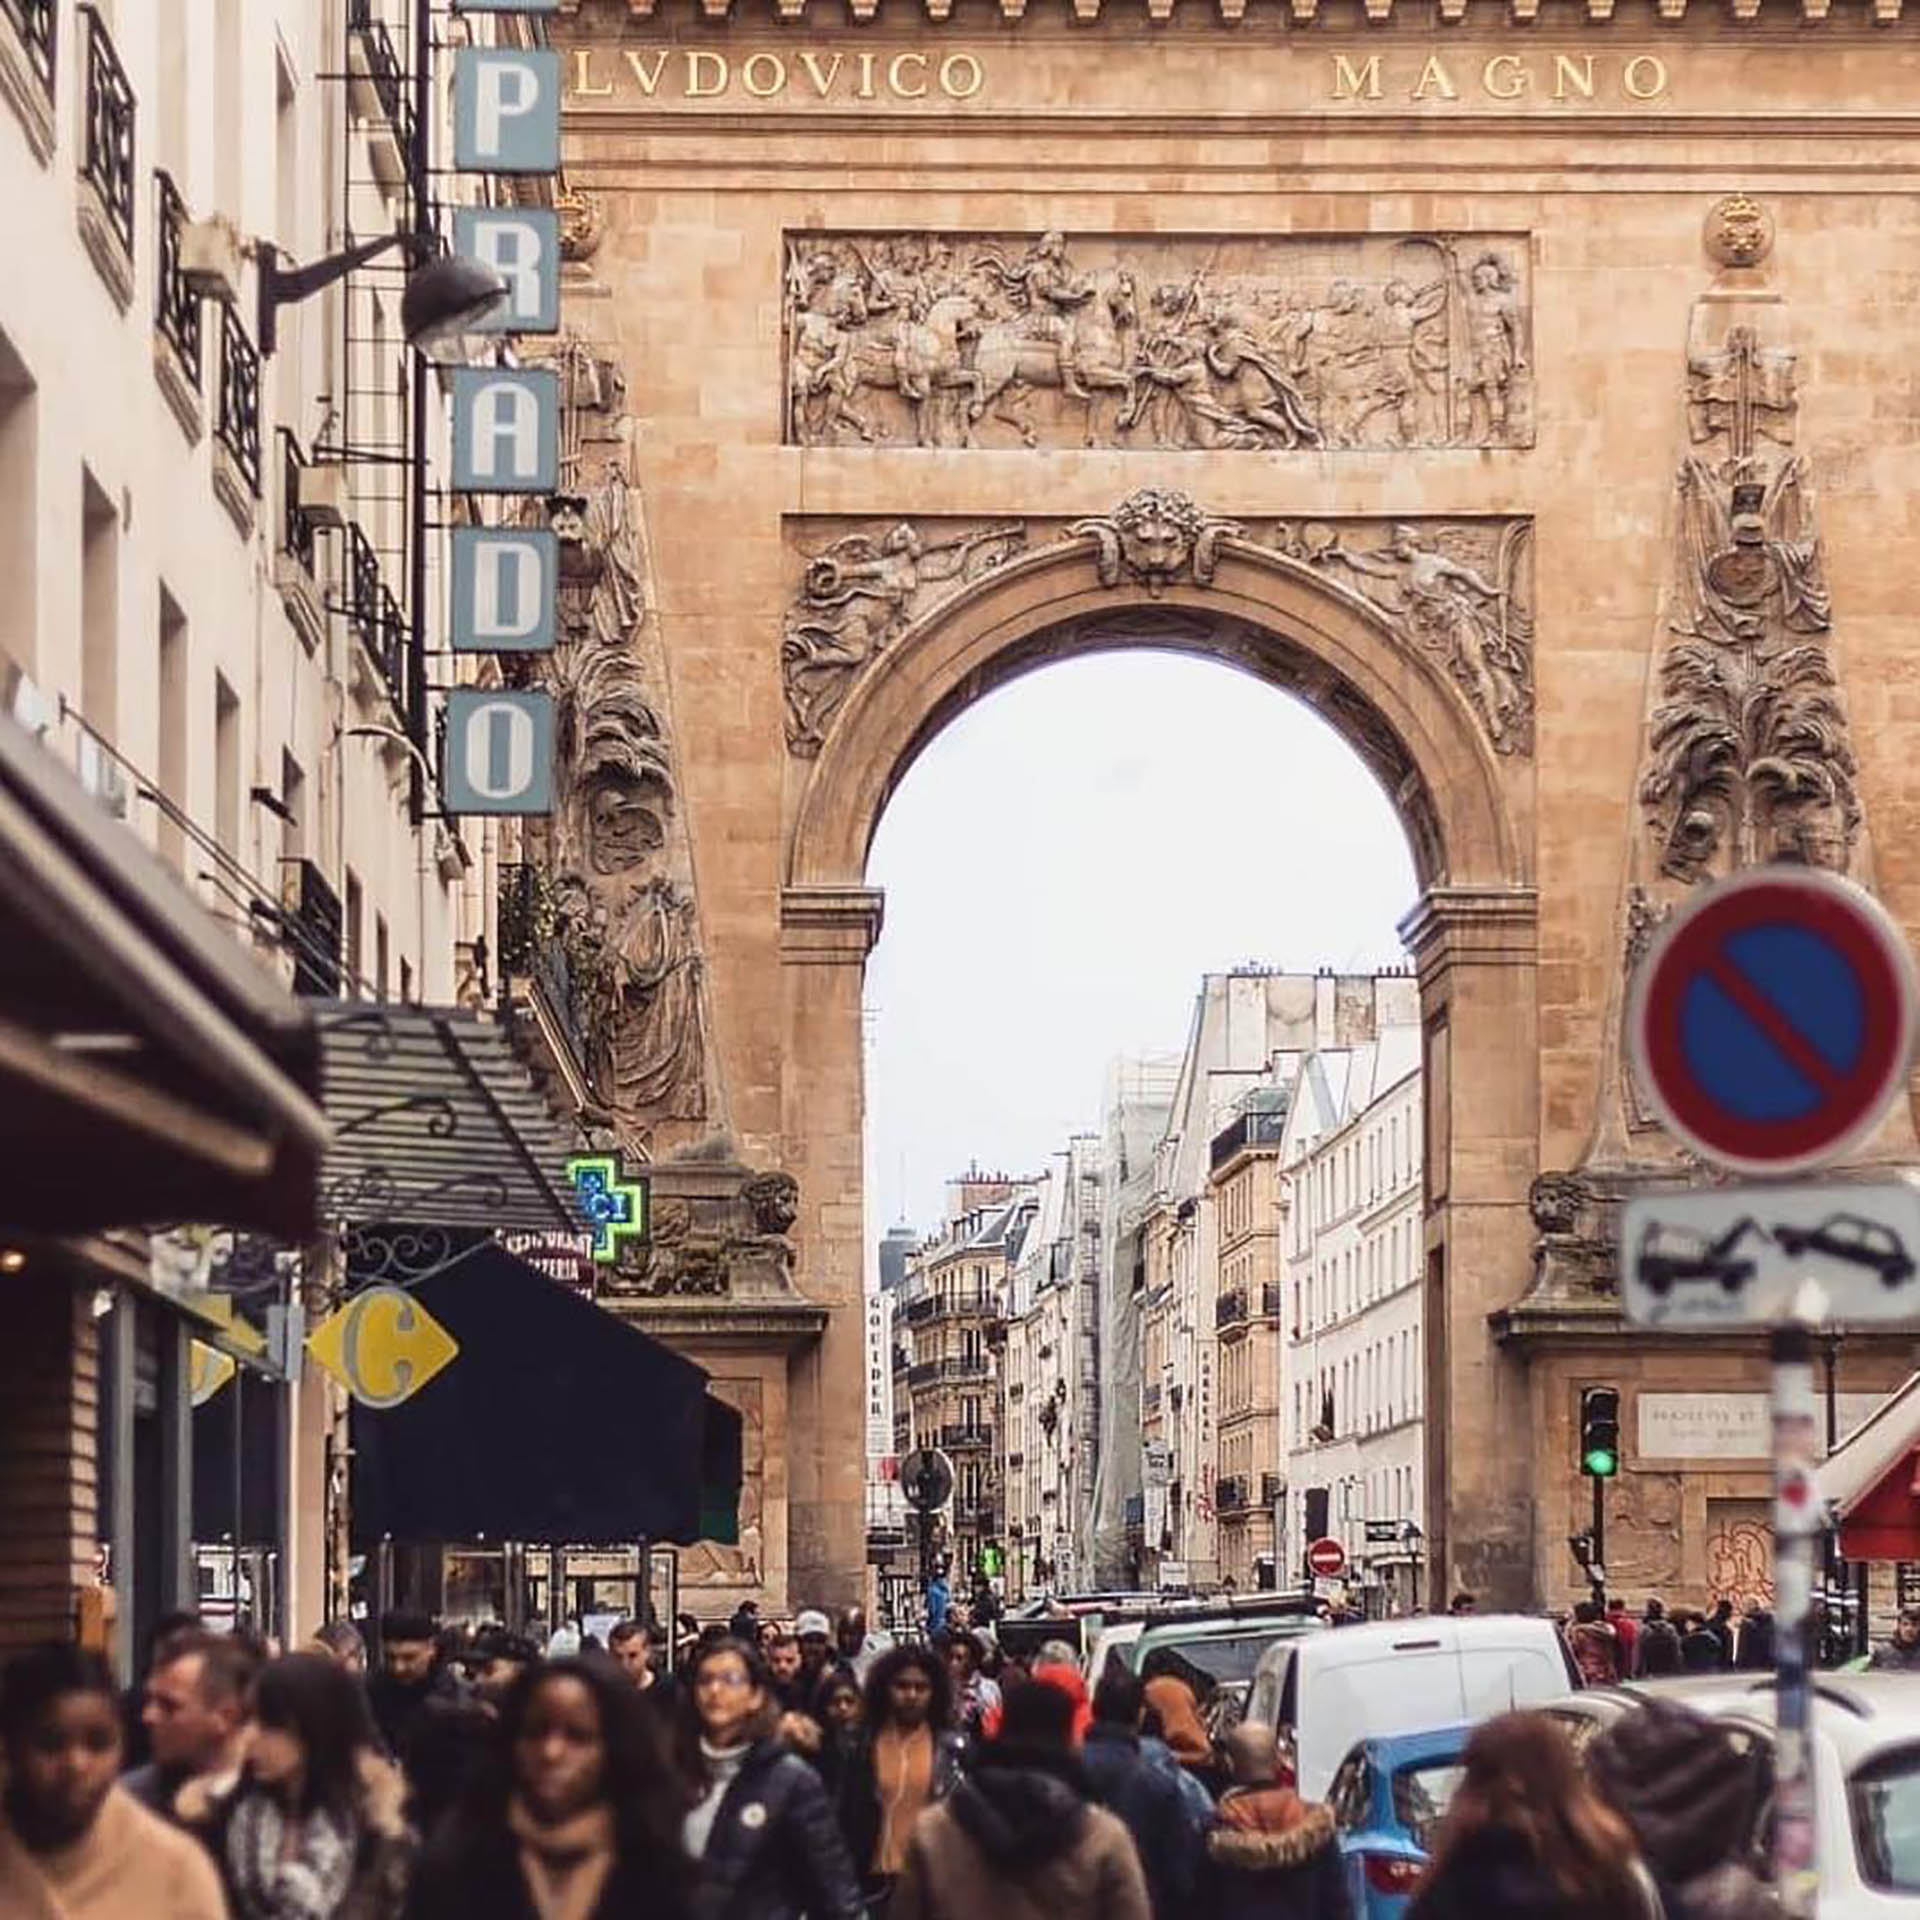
[{"xmin": 443, "ymin": 689, "xmax": 555, "ymax": 815}]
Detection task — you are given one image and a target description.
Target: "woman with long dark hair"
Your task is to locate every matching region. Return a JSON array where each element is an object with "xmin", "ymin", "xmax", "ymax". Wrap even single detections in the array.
[
  {"xmin": 1407, "ymin": 1712, "xmax": 1658, "ymax": 1920},
  {"xmin": 408, "ymin": 1655, "xmax": 692, "ymax": 1920},
  {"xmin": 678, "ymin": 1636, "xmax": 862, "ymax": 1920},
  {"xmin": 182, "ymin": 1650, "xmax": 412, "ymax": 1920},
  {"xmin": 833, "ymin": 1646, "xmax": 965, "ymax": 1914}
]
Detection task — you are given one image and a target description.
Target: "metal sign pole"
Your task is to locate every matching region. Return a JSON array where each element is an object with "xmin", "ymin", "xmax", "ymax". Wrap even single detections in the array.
[{"xmin": 1771, "ymin": 1314, "xmax": 1821, "ymax": 1919}]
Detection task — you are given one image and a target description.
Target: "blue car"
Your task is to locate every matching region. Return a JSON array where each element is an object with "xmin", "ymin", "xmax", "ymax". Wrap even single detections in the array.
[{"xmin": 1325, "ymin": 1724, "xmax": 1471, "ymax": 1919}]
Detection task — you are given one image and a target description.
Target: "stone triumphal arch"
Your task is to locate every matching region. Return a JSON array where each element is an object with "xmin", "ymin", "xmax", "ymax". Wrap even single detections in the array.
[{"xmin": 536, "ymin": 0, "xmax": 1920, "ymax": 1612}]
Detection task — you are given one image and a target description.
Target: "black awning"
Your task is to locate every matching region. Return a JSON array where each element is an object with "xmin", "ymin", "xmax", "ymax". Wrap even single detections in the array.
[
  {"xmin": 351, "ymin": 1244, "xmax": 741, "ymax": 1547},
  {"xmin": 319, "ymin": 1005, "xmax": 584, "ymax": 1233},
  {"xmin": 0, "ymin": 715, "xmax": 326, "ymax": 1237}
]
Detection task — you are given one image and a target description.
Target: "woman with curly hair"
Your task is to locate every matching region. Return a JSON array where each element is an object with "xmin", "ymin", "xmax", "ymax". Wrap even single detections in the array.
[
  {"xmin": 407, "ymin": 1656, "xmax": 692, "ymax": 1920},
  {"xmin": 833, "ymin": 1645, "xmax": 967, "ymax": 1915},
  {"xmin": 1407, "ymin": 1711, "xmax": 1660, "ymax": 1920}
]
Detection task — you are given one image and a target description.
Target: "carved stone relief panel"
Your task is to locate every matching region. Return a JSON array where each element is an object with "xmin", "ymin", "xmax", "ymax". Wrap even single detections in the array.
[
  {"xmin": 1639, "ymin": 321, "xmax": 1860, "ymax": 883},
  {"xmin": 784, "ymin": 230, "xmax": 1534, "ymax": 452},
  {"xmin": 512, "ymin": 335, "xmax": 714, "ymax": 1149},
  {"xmin": 780, "ymin": 498, "xmax": 1534, "ymax": 759}
]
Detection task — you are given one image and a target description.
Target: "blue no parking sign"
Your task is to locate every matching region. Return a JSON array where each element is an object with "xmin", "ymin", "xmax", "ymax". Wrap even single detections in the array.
[{"xmin": 1628, "ymin": 867, "xmax": 1919, "ymax": 1176}]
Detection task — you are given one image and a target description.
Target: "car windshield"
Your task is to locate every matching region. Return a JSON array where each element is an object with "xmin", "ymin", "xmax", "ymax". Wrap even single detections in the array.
[
  {"xmin": 1851, "ymin": 1746, "xmax": 1920, "ymax": 1893},
  {"xmin": 1154, "ymin": 1628, "xmax": 1307, "ymax": 1684},
  {"xmin": 1393, "ymin": 1759, "xmax": 1466, "ymax": 1850}
]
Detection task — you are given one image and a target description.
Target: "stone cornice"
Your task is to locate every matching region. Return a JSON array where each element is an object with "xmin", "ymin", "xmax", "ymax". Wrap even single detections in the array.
[{"xmin": 559, "ymin": 0, "xmax": 1908, "ymax": 28}]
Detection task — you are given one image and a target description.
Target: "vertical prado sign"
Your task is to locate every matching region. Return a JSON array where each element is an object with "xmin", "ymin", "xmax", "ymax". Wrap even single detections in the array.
[{"xmin": 444, "ymin": 11, "xmax": 565, "ymax": 818}]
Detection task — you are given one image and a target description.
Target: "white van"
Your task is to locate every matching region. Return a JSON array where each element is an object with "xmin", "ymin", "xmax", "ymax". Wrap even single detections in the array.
[{"xmin": 1244, "ymin": 1614, "xmax": 1578, "ymax": 1800}]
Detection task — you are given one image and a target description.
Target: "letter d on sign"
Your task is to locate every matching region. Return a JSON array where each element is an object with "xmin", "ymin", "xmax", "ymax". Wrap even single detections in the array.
[
  {"xmin": 451, "ymin": 528, "xmax": 557, "ymax": 653},
  {"xmin": 444, "ymin": 690, "xmax": 556, "ymax": 815}
]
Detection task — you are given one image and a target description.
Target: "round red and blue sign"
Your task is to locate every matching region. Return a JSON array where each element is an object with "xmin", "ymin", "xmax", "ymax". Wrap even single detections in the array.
[{"xmin": 1628, "ymin": 868, "xmax": 1918, "ymax": 1176}]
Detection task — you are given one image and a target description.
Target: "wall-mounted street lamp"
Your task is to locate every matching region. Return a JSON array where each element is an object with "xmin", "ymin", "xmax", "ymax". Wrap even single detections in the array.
[
  {"xmin": 177, "ymin": 218, "xmax": 508, "ymax": 360},
  {"xmin": 257, "ymin": 236, "xmax": 508, "ymax": 359}
]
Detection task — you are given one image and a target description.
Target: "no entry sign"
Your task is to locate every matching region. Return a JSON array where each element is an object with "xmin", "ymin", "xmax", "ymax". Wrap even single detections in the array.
[
  {"xmin": 1628, "ymin": 868, "xmax": 1918, "ymax": 1176},
  {"xmin": 1306, "ymin": 1535, "xmax": 1347, "ymax": 1579}
]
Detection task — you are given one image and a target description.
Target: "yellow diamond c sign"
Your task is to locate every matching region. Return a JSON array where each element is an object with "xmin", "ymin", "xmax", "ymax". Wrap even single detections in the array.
[{"xmin": 306, "ymin": 1286, "xmax": 458, "ymax": 1408}]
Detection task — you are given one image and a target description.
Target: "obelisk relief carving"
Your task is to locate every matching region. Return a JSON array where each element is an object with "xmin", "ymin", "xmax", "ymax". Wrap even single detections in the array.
[
  {"xmin": 513, "ymin": 337, "xmax": 715, "ymax": 1150},
  {"xmin": 1531, "ymin": 198, "xmax": 1897, "ymax": 1300}
]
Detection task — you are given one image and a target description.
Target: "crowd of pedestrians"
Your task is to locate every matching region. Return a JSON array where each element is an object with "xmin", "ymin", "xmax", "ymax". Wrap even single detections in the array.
[{"xmin": 3, "ymin": 1581, "xmax": 1913, "ymax": 1920}]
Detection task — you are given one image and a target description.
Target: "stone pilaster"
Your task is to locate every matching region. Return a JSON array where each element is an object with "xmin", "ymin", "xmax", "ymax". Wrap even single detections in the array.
[{"xmin": 1400, "ymin": 885, "xmax": 1540, "ymax": 1610}]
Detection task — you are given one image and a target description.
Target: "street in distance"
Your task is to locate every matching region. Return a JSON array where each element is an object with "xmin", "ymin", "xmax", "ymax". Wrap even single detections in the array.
[{"xmin": 1621, "ymin": 1179, "xmax": 1920, "ymax": 1329}]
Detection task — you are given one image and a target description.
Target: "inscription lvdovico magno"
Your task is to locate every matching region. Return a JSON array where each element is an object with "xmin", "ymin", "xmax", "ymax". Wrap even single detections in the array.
[{"xmin": 564, "ymin": 47, "xmax": 1670, "ymax": 108}]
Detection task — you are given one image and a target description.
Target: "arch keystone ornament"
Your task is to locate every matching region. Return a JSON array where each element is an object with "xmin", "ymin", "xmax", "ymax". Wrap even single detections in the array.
[{"xmin": 1068, "ymin": 488, "xmax": 1242, "ymax": 593}]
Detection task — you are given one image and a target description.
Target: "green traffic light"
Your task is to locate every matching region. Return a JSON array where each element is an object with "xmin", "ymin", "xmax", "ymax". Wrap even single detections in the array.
[{"xmin": 1583, "ymin": 1446, "xmax": 1618, "ymax": 1478}]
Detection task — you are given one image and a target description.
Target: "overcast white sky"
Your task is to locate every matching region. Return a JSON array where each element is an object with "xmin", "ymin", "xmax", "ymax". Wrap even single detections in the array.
[{"xmin": 863, "ymin": 650, "xmax": 1419, "ymax": 1243}]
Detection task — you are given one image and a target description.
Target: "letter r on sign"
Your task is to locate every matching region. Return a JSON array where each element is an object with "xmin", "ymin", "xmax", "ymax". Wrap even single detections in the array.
[{"xmin": 454, "ymin": 208, "xmax": 559, "ymax": 333}]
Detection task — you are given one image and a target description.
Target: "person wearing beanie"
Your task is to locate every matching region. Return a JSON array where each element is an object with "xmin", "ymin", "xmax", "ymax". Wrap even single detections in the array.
[
  {"xmin": 887, "ymin": 1674, "xmax": 1149, "ymax": 1920},
  {"xmin": 1586, "ymin": 1698, "xmax": 1775, "ymax": 1920}
]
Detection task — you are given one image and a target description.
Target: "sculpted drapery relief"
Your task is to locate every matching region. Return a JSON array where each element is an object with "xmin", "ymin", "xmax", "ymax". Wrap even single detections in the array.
[
  {"xmin": 784, "ymin": 230, "xmax": 1533, "ymax": 452},
  {"xmin": 514, "ymin": 337, "xmax": 712, "ymax": 1145},
  {"xmin": 779, "ymin": 497, "xmax": 1534, "ymax": 758}
]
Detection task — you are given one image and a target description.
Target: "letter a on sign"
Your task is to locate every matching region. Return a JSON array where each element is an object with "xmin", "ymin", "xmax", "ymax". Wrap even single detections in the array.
[
  {"xmin": 450, "ymin": 368, "xmax": 558, "ymax": 492},
  {"xmin": 450, "ymin": 528, "xmax": 556, "ymax": 653},
  {"xmin": 453, "ymin": 49, "xmax": 561, "ymax": 174},
  {"xmin": 443, "ymin": 689, "xmax": 555, "ymax": 815}
]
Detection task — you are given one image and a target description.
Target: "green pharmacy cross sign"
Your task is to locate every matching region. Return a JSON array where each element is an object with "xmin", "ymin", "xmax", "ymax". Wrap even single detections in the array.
[{"xmin": 566, "ymin": 1155, "xmax": 651, "ymax": 1265}]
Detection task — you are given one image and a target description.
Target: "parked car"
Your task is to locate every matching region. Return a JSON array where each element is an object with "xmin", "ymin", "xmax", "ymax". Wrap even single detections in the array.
[
  {"xmin": 1246, "ymin": 1613, "xmax": 1579, "ymax": 1799},
  {"xmin": 1540, "ymin": 1672, "xmax": 1920, "ymax": 1918},
  {"xmin": 1325, "ymin": 1725, "xmax": 1471, "ymax": 1919}
]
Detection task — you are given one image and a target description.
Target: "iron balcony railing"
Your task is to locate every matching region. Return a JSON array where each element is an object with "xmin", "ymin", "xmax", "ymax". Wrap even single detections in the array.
[
  {"xmin": 153, "ymin": 171, "xmax": 201, "ymax": 386},
  {"xmin": 278, "ymin": 431, "xmax": 319, "ymax": 574},
  {"xmin": 1143, "ymin": 1381, "xmax": 1163, "ymax": 1413},
  {"xmin": 1260, "ymin": 1470, "xmax": 1285, "ymax": 1507},
  {"xmin": 941, "ymin": 1424, "xmax": 993, "ymax": 1450},
  {"xmin": 79, "ymin": 6, "xmax": 134, "ymax": 253},
  {"xmin": 1216, "ymin": 1475, "xmax": 1250, "ymax": 1513},
  {"xmin": 1216, "ymin": 1288, "xmax": 1248, "ymax": 1330},
  {"xmin": 4, "ymin": 0, "xmax": 56, "ymax": 99},
  {"xmin": 1261, "ymin": 1281, "xmax": 1284, "ymax": 1320},
  {"xmin": 342, "ymin": 523, "xmax": 408, "ymax": 708},
  {"xmin": 907, "ymin": 1356, "xmax": 988, "ymax": 1386},
  {"xmin": 216, "ymin": 305, "xmax": 262, "ymax": 497}
]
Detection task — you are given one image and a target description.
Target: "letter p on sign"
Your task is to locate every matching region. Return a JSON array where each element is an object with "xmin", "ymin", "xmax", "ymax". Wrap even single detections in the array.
[{"xmin": 454, "ymin": 49, "xmax": 561, "ymax": 174}]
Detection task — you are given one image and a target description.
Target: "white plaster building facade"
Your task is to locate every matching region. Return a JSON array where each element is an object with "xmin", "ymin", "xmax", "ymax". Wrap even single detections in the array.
[
  {"xmin": 0, "ymin": 0, "xmax": 527, "ymax": 1655},
  {"xmin": 1001, "ymin": 1135, "xmax": 1101, "ymax": 1598},
  {"xmin": 1282, "ymin": 1027, "xmax": 1426, "ymax": 1613}
]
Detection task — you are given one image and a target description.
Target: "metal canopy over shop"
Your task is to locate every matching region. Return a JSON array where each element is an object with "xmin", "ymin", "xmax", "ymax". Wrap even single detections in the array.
[
  {"xmin": 352, "ymin": 1243, "xmax": 742, "ymax": 1548},
  {"xmin": 318, "ymin": 1003, "xmax": 585, "ymax": 1237},
  {"xmin": 0, "ymin": 716, "xmax": 327, "ymax": 1238}
]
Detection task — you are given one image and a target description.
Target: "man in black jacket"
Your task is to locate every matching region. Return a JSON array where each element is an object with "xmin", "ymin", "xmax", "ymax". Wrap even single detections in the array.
[{"xmin": 1081, "ymin": 1672, "xmax": 1197, "ymax": 1920}]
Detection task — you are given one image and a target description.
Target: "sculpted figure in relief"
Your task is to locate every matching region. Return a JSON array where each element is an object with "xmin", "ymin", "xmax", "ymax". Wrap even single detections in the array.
[
  {"xmin": 782, "ymin": 520, "xmax": 1026, "ymax": 752},
  {"xmin": 783, "ymin": 231, "xmax": 1529, "ymax": 452},
  {"xmin": 1285, "ymin": 520, "xmax": 1535, "ymax": 754},
  {"xmin": 1460, "ymin": 252, "xmax": 1527, "ymax": 444},
  {"xmin": 524, "ymin": 340, "xmax": 711, "ymax": 1134}
]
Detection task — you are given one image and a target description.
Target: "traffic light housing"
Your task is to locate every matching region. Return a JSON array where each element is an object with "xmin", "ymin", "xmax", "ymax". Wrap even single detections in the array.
[{"xmin": 1579, "ymin": 1386, "xmax": 1621, "ymax": 1478}]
